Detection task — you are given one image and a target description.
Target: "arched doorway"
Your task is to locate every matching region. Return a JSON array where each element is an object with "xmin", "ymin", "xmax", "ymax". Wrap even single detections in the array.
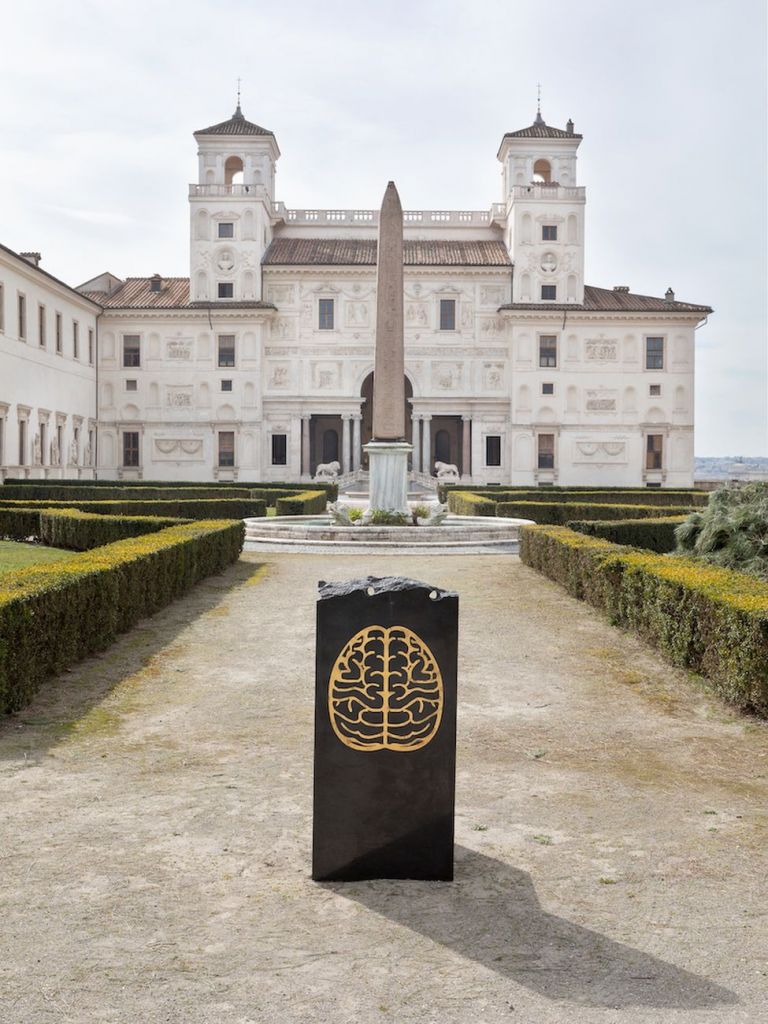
[{"xmin": 360, "ymin": 373, "xmax": 413, "ymax": 467}]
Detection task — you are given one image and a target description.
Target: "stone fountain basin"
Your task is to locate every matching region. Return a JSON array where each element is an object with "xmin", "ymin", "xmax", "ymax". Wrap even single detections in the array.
[{"xmin": 243, "ymin": 514, "xmax": 534, "ymax": 554}]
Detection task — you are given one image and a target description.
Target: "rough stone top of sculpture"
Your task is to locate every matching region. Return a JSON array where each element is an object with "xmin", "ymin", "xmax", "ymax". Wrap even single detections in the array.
[{"xmin": 317, "ymin": 576, "xmax": 457, "ymax": 602}]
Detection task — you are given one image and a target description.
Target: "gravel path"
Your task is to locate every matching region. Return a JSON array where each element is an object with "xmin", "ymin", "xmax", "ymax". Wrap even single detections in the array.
[{"xmin": 1, "ymin": 553, "xmax": 765, "ymax": 1023}]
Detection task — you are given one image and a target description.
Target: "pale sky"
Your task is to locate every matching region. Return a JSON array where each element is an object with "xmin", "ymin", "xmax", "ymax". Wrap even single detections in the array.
[{"xmin": 1, "ymin": 0, "xmax": 766, "ymax": 456}]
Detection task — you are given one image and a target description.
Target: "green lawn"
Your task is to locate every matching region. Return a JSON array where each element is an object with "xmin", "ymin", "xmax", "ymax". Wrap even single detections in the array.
[{"xmin": 0, "ymin": 540, "xmax": 74, "ymax": 576}]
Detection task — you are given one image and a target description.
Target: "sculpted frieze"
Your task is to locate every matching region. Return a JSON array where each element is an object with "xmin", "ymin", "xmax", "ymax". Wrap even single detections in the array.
[{"xmin": 585, "ymin": 336, "xmax": 618, "ymax": 363}]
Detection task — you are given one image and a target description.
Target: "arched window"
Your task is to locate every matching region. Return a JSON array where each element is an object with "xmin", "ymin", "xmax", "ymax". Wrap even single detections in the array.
[
  {"xmin": 224, "ymin": 156, "xmax": 244, "ymax": 187},
  {"xmin": 435, "ymin": 429, "xmax": 451, "ymax": 464},
  {"xmin": 532, "ymin": 159, "xmax": 551, "ymax": 184},
  {"xmin": 322, "ymin": 429, "xmax": 339, "ymax": 464}
]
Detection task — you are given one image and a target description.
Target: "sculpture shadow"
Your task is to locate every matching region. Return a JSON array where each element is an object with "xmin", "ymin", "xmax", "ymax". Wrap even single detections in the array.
[
  {"xmin": 325, "ymin": 843, "xmax": 738, "ymax": 1010},
  {"xmin": 0, "ymin": 559, "xmax": 264, "ymax": 761}
]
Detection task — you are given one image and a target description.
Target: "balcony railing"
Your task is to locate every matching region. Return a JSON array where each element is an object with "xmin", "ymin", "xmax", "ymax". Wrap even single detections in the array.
[
  {"xmin": 271, "ymin": 205, "xmax": 498, "ymax": 227},
  {"xmin": 189, "ymin": 183, "xmax": 271, "ymax": 198}
]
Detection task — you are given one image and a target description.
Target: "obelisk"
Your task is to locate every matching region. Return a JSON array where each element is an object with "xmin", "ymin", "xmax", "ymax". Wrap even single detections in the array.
[{"xmin": 364, "ymin": 182, "xmax": 412, "ymax": 515}]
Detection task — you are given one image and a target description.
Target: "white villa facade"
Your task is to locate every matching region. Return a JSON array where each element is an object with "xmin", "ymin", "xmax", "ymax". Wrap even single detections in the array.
[{"xmin": 0, "ymin": 104, "xmax": 712, "ymax": 487}]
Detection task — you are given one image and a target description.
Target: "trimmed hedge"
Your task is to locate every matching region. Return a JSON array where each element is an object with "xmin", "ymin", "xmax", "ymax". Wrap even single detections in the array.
[
  {"xmin": 567, "ymin": 516, "xmax": 688, "ymax": 554},
  {"xmin": 0, "ymin": 508, "xmax": 41, "ymax": 541},
  {"xmin": 447, "ymin": 491, "xmax": 497, "ymax": 517},
  {"xmin": 0, "ymin": 485, "xmax": 245, "ymax": 502},
  {"xmin": 438, "ymin": 483, "xmax": 708, "ymax": 505},
  {"xmin": 274, "ymin": 490, "xmax": 328, "ymax": 516},
  {"xmin": 0, "ymin": 519, "xmax": 244, "ymax": 713},
  {"xmin": 38, "ymin": 509, "xmax": 186, "ymax": 551},
  {"xmin": 495, "ymin": 500, "xmax": 694, "ymax": 524},
  {"xmin": 2, "ymin": 478, "xmax": 340, "ymax": 500},
  {"xmin": 519, "ymin": 525, "xmax": 768, "ymax": 715},
  {"xmin": 0, "ymin": 498, "xmax": 266, "ymax": 520}
]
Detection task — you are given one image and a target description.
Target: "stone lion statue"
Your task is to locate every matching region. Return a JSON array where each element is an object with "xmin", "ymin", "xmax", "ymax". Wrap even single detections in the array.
[
  {"xmin": 314, "ymin": 460, "xmax": 340, "ymax": 481},
  {"xmin": 434, "ymin": 461, "xmax": 460, "ymax": 481}
]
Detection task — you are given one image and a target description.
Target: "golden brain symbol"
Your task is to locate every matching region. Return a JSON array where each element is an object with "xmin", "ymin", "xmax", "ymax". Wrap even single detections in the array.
[{"xmin": 328, "ymin": 626, "xmax": 443, "ymax": 752}]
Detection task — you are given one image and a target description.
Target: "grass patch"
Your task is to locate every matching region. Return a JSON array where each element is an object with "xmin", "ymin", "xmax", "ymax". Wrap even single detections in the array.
[{"xmin": 0, "ymin": 540, "xmax": 73, "ymax": 575}]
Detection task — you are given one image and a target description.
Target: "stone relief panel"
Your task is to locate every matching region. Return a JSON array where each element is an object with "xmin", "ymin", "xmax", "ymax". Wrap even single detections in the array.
[
  {"xmin": 565, "ymin": 334, "xmax": 579, "ymax": 362},
  {"xmin": 431, "ymin": 362, "xmax": 463, "ymax": 391},
  {"xmin": 153, "ymin": 436, "xmax": 205, "ymax": 461},
  {"xmin": 482, "ymin": 363, "xmax": 504, "ymax": 390},
  {"xmin": 585, "ymin": 388, "xmax": 618, "ymax": 413},
  {"xmin": 572, "ymin": 439, "xmax": 627, "ymax": 464},
  {"xmin": 405, "ymin": 302, "xmax": 429, "ymax": 327},
  {"xmin": 479, "ymin": 285, "xmax": 505, "ymax": 306},
  {"xmin": 271, "ymin": 317, "xmax": 296, "ymax": 341},
  {"xmin": 312, "ymin": 362, "xmax": 342, "ymax": 390},
  {"xmin": 460, "ymin": 304, "xmax": 473, "ymax": 330},
  {"xmin": 268, "ymin": 363, "xmax": 291, "ymax": 389},
  {"xmin": 266, "ymin": 284, "xmax": 296, "ymax": 305},
  {"xmin": 585, "ymin": 335, "xmax": 619, "ymax": 364},
  {"xmin": 166, "ymin": 336, "xmax": 193, "ymax": 361},
  {"xmin": 166, "ymin": 386, "xmax": 194, "ymax": 409},
  {"xmin": 479, "ymin": 316, "xmax": 505, "ymax": 338},
  {"xmin": 345, "ymin": 301, "xmax": 370, "ymax": 327}
]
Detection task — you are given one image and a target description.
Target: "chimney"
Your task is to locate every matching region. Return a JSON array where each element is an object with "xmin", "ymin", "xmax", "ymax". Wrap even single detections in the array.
[
  {"xmin": 566, "ymin": 119, "xmax": 574, "ymax": 135},
  {"xmin": 613, "ymin": 285, "xmax": 630, "ymax": 293},
  {"xmin": 665, "ymin": 287, "xmax": 675, "ymax": 302},
  {"xmin": 20, "ymin": 251, "xmax": 41, "ymax": 267},
  {"xmin": 149, "ymin": 273, "xmax": 163, "ymax": 293}
]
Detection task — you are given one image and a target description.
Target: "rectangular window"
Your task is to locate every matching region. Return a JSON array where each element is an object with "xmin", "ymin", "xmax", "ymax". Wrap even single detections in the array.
[
  {"xmin": 318, "ymin": 298, "xmax": 335, "ymax": 330},
  {"xmin": 125, "ymin": 379, "xmax": 138, "ymax": 392},
  {"xmin": 537, "ymin": 433, "xmax": 555, "ymax": 470},
  {"xmin": 55, "ymin": 312, "xmax": 62, "ymax": 353},
  {"xmin": 218, "ymin": 334, "xmax": 235, "ymax": 367},
  {"xmin": 271, "ymin": 433, "xmax": 287, "ymax": 466},
  {"xmin": 485, "ymin": 435, "xmax": 501, "ymax": 467},
  {"xmin": 221, "ymin": 379, "xmax": 233, "ymax": 392},
  {"xmin": 646, "ymin": 434, "xmax": 663, "ymax": 470},
  {"xmin": 123, "ymin": 334, "xmax": 141, "ymax": 367},
  {"xmin": 542, "ymin": 382, "xmax": 554, "ymax": 396},
  {"xmin": 88, "ymin": 328, "xmax": 94, "ymax": 364},
  {"xmin": 218, "ymin": 430, "xmax": 235, "ymax": 467},
  {"xmin": 218, "ymin": 282, "xmax": 234, "ymax": 299},
  {"xmin": 649, "ymin": 383, "xmax": 661, "ymax": 396},
  {"xmin": 542, "ymin": 225, "xmax": 558, "ymax": 241},
  {"xmin": 218, "ymin": 222, "xmax": 234, "ymax": 238},
  {"xmin": 539, "ymin": 335, "xmax": 557, "ymax": 368},
  {"xmin": 73, "ymin": 321, "xmax": 79, "ymax": 359},
  {"xmin": 645, "ymin": 336, "xmax": 664, "ymax": 370},
  {"xmin": 18, "ymin": 419, "xmax": 26, "ymax": 465},
  {"xmin": 439, "ymin": 298, "xmax": 456, "ymax": 331},
  {"xmin": 541, "ymin": 285, "xmax": 557, "ymax": 301},
  {"xmin": 18, "ymin": 293, "xmax": 26, "ymax": 339},
  {"xmin": 122, "ymin": 431, "xmax": 140, "ymax": 467},
  {"xmin": 38, "ymin": 304, "xmax": 46, "ymax": 346}
]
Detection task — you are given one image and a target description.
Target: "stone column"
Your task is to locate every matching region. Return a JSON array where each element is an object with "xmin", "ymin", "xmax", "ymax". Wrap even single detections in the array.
[
  {"xmin": 301, "ymin": 416, "xmax": 311, "ymax": 478},
  {"xmin": 462, "ymin": 416, "xmax": 472, "ymax": 479},
  {"xmin": 411, "ymin": 414, "xmax": 421, "ymax": 473},
  {"xmin": 352, "ymin": 414, "xmax": 362, "ymax": 471},
  {"xmin": 342, "ymin": 415, "xmax": 351, "ymax": 474},
  {"xmin": 421, "ymin": 415, "xmax": 432, "ymax": 476}
]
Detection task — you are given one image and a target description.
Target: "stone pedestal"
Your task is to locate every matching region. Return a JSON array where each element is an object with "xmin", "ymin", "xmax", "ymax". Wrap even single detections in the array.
[
  {"xmin": 365, "ymin": 440, "xmax": 412, "ymax": 515},
  {"xmin": 312, "ymin": 575, "xmax": 459, "ymax": 881}
]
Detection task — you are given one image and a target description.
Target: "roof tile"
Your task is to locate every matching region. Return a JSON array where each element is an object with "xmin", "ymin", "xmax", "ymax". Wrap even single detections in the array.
[
  {"xmin": 500, "ymin": 285, "xmax": 712, "ymax": 314},
  {"xmin": 263, "ymin": 237, "xmax": 511, "ymax": 267}
]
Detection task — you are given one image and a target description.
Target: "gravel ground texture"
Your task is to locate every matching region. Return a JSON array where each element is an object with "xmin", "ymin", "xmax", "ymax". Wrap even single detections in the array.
[{"xmin": 1, "ymin": 552, "xmax": 766, "ymax": 1024}]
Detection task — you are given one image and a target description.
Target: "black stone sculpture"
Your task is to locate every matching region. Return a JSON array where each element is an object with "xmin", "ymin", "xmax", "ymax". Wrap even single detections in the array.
[{"xmin": 312, "ymin": 575, "xmax": 458, "ymax": 881}]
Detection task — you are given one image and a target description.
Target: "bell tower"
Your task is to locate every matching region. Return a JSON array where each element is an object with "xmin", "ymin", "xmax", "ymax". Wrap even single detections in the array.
[
  {"xmin": 189, "ymin": 99, "xmax": 280, "ymax": 303},
  {"xmin": 497, "ymin": 105, "xmax": 586, "ymax": 305}
]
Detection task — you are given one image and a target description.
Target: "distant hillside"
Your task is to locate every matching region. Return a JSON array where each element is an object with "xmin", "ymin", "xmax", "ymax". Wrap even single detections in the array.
[{"xmin": 695, "ymin": 456, "xmax": 768, "ymax": 481}]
